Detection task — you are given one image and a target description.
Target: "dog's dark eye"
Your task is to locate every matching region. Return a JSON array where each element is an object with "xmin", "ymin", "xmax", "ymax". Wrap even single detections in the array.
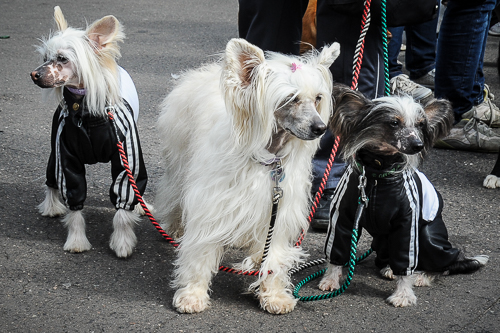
[
  {"xmin": 389, "ymin": 120, "xmax": 399, "ymax": 128},
  {"xmin": 315, "ymin": 95, "xmax": 322, "ymax": 104},
  {"xmin": 57, "ymin": 55, "xmax": 68, "ymax": 63}
]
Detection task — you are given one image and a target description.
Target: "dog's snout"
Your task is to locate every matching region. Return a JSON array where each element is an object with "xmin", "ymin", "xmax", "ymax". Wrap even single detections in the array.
[{"xmin": 311, "ymin": 120, "xmax": 327, "ymax": 136}]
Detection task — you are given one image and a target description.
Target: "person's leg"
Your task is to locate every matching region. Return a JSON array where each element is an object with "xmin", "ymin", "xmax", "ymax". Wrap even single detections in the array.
[
  {"xmin": 435, "ymin": 0, "xmax": 496, "ymax": 120},
  {"xmin": 388, "ymin": 26, "xmax": 404, "ymax": 79},
  {"xmin": 238, "ymin": 0, "xmax": 309, "ymax": 55},
  {"xmin": 405, "ymin": 4, "xmax": 439, "ymax": 81}
]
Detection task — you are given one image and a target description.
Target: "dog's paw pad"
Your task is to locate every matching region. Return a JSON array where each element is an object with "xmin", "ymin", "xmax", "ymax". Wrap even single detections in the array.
[
  {"xmin": 173, "ymin": 289, "xmax": 210, "ymax": 314},
  {"xmin": 260, "ymin": 293, "xmax": 297, "ymax": 314}
]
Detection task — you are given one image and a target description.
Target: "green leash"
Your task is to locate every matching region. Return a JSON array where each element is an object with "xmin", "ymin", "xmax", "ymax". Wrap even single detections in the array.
[{"xmin": 293, "ymin": 168, "xmax": 371, "ymax": 301}]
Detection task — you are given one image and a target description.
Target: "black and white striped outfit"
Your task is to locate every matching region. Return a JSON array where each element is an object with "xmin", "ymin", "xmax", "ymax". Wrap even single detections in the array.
[
  {"xmin": 45, "ymin": 87, "xmax": 147, "ymax": 211},
  {"xmin": 324, "ymin": 152, "xmax": 460, "ymax": 276}
]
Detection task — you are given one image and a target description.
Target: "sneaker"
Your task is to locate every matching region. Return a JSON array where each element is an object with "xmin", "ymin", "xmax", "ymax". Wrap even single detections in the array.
[
  {"xmin": 310, "ymin": 188, "xmax": 334, "ymax": 231},
  {"xmin": 461, "ymin": 84, "xmax": 500, "ymax": 127},
  {"xmin": 434, "ymin": 118, "xmax": 500, "ymax": 153},
  {"xmin": 489, "ymin": 22, "xmax": 500, "ymax": 36},
  {"xmin": 390, "ymin": 74, "xmax": 433, "ymax": 102},
  {"xmin": 413, "ymin": 69, "xmax": 435, "ymax": 90}
]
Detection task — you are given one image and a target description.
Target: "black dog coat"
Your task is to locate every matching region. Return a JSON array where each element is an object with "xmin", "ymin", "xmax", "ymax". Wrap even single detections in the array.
[
  {"xmin": 45, "ymin": 87, "xmax": 147, "ymax": 211},
  {"xmin": 324, "ymin": 150, "xmax": 460, "ymax": 276}
]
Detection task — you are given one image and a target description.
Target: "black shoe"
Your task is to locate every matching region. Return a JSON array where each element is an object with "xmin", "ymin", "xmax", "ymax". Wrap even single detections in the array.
[{"xmin": 310, "ymin": 188, "xmax": 335, "ymax": 231}]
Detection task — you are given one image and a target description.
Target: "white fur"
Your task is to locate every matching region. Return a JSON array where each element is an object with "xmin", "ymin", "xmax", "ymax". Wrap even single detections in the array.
[
  {"xmin": 62, "ymin": 210, "xmax": 92, "ymax": 253},
  {"xmin": 386, "ymin": 275, "xmax": 417, "ymax": 307},
  {"xmin": 318, "ymin": 263, "xmax": 342, "ymax": 291},
  {"xmin": 156, "ymin": 39, "xmax": 340, "ymax": 314},
  {"xmin": 109, "ymin": 209, "xmax": 140, "ymax": 258},
  {"xmin": 483, "ymin": 174, "xmax": 500, "ymax": 188},
  {"xmin": 38, "ymin": 186, "xmax": 67, "ymax": 217}
]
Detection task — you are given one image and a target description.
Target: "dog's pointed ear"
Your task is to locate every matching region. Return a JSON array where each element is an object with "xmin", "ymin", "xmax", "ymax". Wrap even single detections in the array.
[
  {"xmin": 224, "ymin": 38, "xmax": 266, "ymax": 88},
  {"xmin": 54, "ymin": 6, "xmax": 68, "ymax": 31},
  {"xmin": 317, "ymin": 42, "xmax": 340, "ymax": 69},
  {"xmin": 328, "ymin": 83, "xmax": 371, "ymax": 137},
  {"xmin": 86, "ymin": 15, "xmax": 122, "ymax": 51},
  {"xmin": 423, "ymin": 98, "xmax": 454, "ymax": 143}
]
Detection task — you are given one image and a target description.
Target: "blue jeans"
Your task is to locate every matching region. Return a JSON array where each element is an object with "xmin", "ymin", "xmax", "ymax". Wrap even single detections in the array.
[
  {"xmin": 435, "ymin": 0, "xmax": 497, "ymax": 120},
  {"xmin": 388, "ymin": 5, "xmax": 440, "ymax": 80}
]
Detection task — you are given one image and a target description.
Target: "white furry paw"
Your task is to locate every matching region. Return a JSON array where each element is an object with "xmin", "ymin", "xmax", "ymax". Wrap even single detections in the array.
[
  {"xmin": 173, "ymin": 287, "xmax": 210, "ymax": 314},
  {"xmin": 318, "ymin": 264, "xmax": 342, "ymax": 291},
  {"xmin": 38, "ymin": 187, "xmax": 67, "ymax": 217},
  {"xmin": 109, "ymin": 209, "xmax": 139, "ymax": 258},
  {"xmin": 380, "ymin": 265, "xmax": 396, "ymax": 280},
  {"xmin": 63, "ymin": 211, "xmax": 92, "ymax": 253},
  {"xmin": 259, "ymin": 291, "xmax": 297, "ymax": 314},
  {"xmin": 483, "ymin": 175, "xmax": 500, "ymax": 188},
  {"xmin": 387, "ymin": 276, "xmax": 417, "ymax": 307},
  {"xmin": 387, "ymin": 291, "xmax": 417, "ymax": 307},
  {"xmin": 413, "ymin": 272, "xmax": 434, "ymax": 287}
]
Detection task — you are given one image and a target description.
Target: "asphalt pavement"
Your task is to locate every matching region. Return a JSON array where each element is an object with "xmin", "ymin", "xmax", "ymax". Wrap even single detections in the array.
[{"xmin": 0, "ymin": 1, "xmax": 499, "ymax": 332}]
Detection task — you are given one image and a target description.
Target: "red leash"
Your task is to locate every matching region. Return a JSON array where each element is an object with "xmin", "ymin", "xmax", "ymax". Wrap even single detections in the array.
[
  {"xmin": 110, "ymin": 0, "xmax": 372, "ymax": 273},
  {"xmin": 296, "ymin": 0, "xmax": 372, "ymax": 248}
]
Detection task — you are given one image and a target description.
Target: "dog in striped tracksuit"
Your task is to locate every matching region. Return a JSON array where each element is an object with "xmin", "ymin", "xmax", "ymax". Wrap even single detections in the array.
[
  {"xmin": 319, "ymin": 84, "xmax": 488, "ymax": 307},
  {"xmin": 31, "ymin": 7, "xmax": 147, "ymax": 258}
]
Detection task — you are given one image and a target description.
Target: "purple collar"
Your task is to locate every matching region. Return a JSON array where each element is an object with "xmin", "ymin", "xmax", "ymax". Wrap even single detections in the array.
[{"xmin": 66, "ymin": 86, "xmax": 87, "ymax": 95}]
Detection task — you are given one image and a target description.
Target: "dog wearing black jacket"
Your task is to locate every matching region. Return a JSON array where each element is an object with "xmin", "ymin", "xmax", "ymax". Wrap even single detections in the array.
[
  {"xmin": 31, "ymin": 7, "xmax": 148, "ymax": 257},
  {"xmin": 320, "ymin": 84, "xmax": 488, "ymax": 307}
]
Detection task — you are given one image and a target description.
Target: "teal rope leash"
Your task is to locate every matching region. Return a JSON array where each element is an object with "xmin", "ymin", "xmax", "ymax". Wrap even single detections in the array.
[
  {"xmin": 381, "ymin": 0, "xmax": 390, "ymax": 96},
  {"xmin": 293, "ymin": 168, "xmax": 371, "ymax": 301}
]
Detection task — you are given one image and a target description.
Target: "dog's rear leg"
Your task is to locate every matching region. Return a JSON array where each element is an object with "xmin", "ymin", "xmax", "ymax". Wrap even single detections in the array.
[
  {"xmin": 38, "ymin": 185, "xmax": 67, "ymax": 217},
  {"xmin": 109, "ymin": 208, "xmax": 139, "ymax": 258},
  {"xmin": 172, "ymin": 243, "xmax": 222, "ymax": 313},
  {"xmin": 63, "ymin": 210, "xmax": 92, "ymax": 253}
]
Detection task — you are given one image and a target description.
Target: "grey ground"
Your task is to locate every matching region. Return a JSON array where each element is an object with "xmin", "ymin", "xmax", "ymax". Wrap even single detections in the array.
[{"xmin": 0, "ymin": 1, "xmax": 499, "ymax": 332}]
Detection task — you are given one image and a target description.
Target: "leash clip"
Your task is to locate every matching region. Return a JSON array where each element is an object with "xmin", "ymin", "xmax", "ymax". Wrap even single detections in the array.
[
  {"xmin": 271, "ymin": 160, "xmax": 284, "ymax": 204},
  {"xmin": 358, "ymin": 167, "xmax": 368, "ymax": 208}
]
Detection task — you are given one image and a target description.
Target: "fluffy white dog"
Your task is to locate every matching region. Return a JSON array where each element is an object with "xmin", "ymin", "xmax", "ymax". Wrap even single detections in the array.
[{"xmin": 156, "ymin": 38, "xmax": 340, "ymax": 314}]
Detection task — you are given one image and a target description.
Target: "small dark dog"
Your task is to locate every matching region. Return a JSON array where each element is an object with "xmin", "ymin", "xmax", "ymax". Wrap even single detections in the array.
[
  {"xmin": 31, "ymin": 6, "xmax": 148, "ymax": 257},
  {"xmin": 320, "ymin": 84, "xmax": 488, "ymax": 307}
]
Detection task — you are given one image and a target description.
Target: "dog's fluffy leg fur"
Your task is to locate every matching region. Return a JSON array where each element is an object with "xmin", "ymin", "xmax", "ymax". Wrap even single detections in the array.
[
  {"xmin": 63, "ymin": 210, "xmax": 92, "ymax": 253},
  {"xmin": 109, "ymin": 208, "xmax": 139, "ymax": 258},
  {"xmin": 386, "ymin": 275, "xmax": 417, "ymax": 307},
  {"xmin": 318, "ymin": 263, "xmax": 343, "ymax": 291},
  {"xmin": 258, "ymin": 275, "xmax": 298, "ymax": 314},
  {"xmin": 380, "ymin": 265, "xmax": 396, "ymax": 280},
  {"xmin": 483, "ymin": 175, "xmax": 500, "ymax": 188},
  {"xmin": 38, "ymin": 186, "xmax": 67, "ymax": 217},
  {"xmin": 133, "ymin": 201, "xmax": 154, "ymax": 216},
  {"xmin": 171, "ymin": 242, "xmax": 223, "ymax": 313}
]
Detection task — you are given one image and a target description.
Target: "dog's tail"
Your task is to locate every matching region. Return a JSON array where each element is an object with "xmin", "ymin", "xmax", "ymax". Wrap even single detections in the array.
[{"xmin": 445, "ymin": 252, "xmax": 489, "ymax": 275}]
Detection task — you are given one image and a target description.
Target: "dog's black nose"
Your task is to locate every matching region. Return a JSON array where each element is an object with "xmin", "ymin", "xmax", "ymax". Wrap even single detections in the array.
[
  {"xmin": 311, "ymin": 121, "xmax": 327, "ymax": 136},
  {"xmin": 30, "ymin": 71, "xmax": 41, "ymax": 81},
  {"xmin": 410, "ymin": 141, "xmax": 424, "ymax": 153}
]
